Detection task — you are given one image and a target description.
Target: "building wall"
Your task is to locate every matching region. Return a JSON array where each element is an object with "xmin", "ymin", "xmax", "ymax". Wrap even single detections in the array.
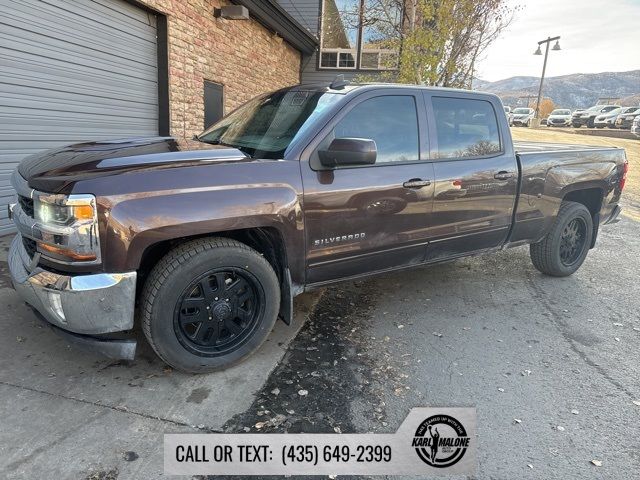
[{"xmin": 138, "ymin": 0, "xmax": 302, "ymax": 138}]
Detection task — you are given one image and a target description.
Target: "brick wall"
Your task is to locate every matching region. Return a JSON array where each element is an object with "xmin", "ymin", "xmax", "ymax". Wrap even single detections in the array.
[{"xmin": 138, "ymin": 0, "xmax": 301, "ymax": 138}]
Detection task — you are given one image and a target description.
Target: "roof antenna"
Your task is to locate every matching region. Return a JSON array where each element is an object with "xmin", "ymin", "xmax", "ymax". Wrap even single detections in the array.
[{"xmin": 330, "ymin": 74, "xmax": 349, "ymax": 90}]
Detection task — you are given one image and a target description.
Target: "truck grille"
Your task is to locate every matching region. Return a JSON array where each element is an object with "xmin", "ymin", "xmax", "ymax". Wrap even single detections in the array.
[
  {"xmin": 18, "ymin": 195, "xmax": 34, "ymax": 217},
  {"xmin": 22, "ymin": 237, "xmax": 37, "ymax": 258}
]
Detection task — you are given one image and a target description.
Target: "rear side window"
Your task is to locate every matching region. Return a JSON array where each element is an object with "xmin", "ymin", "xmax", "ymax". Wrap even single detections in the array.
[
  {"xmin": 431, "ymin": 97, "xmax": 501, "ymax": 159},
  {"xmin": 331, "ymin": 96, "xmax": 420, "ymax": 164}
]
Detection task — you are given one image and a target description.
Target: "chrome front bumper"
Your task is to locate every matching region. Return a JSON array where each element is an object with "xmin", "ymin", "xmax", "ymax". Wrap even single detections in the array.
[{"xmin": 8, "ymin": 234, "xmax": 138, "ymax": 359}]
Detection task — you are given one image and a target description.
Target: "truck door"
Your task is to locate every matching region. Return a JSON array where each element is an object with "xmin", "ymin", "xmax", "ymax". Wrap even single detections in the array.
[
  {"xmin": 422, "ymin": 93, "xmax": 518, "ymax": 261},
  {"xmin": 300, "ymin": 91, "xmax": 434, "ymax": 285}
]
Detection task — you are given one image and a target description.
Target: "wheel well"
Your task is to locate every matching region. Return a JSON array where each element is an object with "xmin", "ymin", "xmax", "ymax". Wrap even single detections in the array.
[
  {"xmin": 563, "ymin": 188, "xmax": 603, "ymax": 248},
  {"xmin": 562, "ymin": 188, "xmax": 603, "ymax": 218},
  {"xmin": 136, "ymin": 228, "xmax": 288, "ymax": 293}
]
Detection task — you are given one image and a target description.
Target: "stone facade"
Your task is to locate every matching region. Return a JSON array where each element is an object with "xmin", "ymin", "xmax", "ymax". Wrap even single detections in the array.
[{"xmin": 138, "ymin": 0, "xmax": 302, "ymax": 138}]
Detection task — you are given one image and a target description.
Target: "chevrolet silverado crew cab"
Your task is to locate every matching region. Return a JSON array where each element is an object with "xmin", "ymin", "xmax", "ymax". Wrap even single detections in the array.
[{"xmin": 8, "ymin": 84, "xmax": 627, "ymax": 373}]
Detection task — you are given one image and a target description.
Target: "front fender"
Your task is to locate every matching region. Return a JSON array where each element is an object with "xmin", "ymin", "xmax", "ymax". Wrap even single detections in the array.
[{"xmin": 101, "ymin": 185, "xmax": 304, "ymax": 279}]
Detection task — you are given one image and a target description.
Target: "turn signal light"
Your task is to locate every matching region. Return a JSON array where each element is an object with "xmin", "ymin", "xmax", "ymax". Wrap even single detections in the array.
[
  {"xmin": 73, "ymin": 204, "xmax": 95, "ymax": 221},
  {"xmin": 38, "ymin": 243, "xmax": 97, "ymax": 261}
]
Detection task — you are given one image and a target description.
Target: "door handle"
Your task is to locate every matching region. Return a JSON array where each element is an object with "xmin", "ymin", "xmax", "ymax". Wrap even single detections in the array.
[
  {"xmin": 403, "ymin": 178, "xmax": 431, "ymax": 188},
  {"xmin": 494, "ymin": 171, "xmax": 514, "ymax": 180}
]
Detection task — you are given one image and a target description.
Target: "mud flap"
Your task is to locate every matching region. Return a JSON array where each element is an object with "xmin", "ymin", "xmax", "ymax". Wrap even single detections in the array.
[
  {"xmin": 590, "ymin": 212, "xmax": 600, "ymax": 248},
  {"xmin": 278, "ymin": 268, "xmax": 293, "ymax": 325}
]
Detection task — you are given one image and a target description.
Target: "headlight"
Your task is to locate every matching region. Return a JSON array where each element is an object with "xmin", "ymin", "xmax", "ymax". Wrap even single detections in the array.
[
  {"xmin": 33, "ymin": 193, "xmax": 101, "ymax": 263},
  {"xmin": 35, "ymin": 194, "xmax": 94, "ymax": 226}
]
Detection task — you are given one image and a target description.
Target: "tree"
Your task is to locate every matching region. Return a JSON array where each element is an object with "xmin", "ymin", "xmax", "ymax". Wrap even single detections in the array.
[
  {"xmin": 400, "ymin": 0, "xmax": 515, "ymax": 87},
  {"xmin": 353, "ymin": 0, "xmax": 515, "ymax": 88},
  {"xmin": 537, "ymin": 97, "xmax": 556, "ymax": 118}
]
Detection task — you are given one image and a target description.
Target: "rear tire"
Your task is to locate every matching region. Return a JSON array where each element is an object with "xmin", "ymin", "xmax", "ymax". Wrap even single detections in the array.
[
  {"xmin": 530, "ymin": 201, "xmax": 593, "ymax": 277},
  {"xmin": 141, "ymin": 237, "xmax": 280, "ymax": 373}
]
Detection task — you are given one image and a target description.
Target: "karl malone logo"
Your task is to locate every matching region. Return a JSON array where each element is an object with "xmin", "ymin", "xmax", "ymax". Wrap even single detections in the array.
[{"xmin": 412, "ymin": 415, "xmax": 470, "ymax": 468}]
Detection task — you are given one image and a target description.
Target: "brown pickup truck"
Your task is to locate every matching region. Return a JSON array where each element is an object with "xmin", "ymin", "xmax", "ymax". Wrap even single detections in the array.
[{"xmin": 8, "ymin": 84, "xmax": 627, "ymax": 372}]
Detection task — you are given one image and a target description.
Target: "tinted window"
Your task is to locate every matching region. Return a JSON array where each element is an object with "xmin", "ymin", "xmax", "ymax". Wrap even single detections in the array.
[
  {"xmin": 432, "ymin": 97, "xmax": 501, "ymax": 159},
  {"xmin": 331, "ymin": 96, "xmax": 419, "ymax": 164},
  {"xmin": 199, "ymin": 89, "xmax": 342, "ymax": 159}
]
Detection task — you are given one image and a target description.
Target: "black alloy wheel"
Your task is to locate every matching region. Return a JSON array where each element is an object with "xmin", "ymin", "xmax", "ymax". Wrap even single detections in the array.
[
  {"xmin": 559, "ymin": 218, "xmax": 587, "ymax": 267},
  {"xmin": 141, "ymin": 237, "xmax": 280, "ymax": 373},
  {"xmin": 174, "ymin": 268, "xmax": 263, "ymax": 356},
  {"xmin": 529, "ymin": 201, "xmax": 593, "ymax": 277}
]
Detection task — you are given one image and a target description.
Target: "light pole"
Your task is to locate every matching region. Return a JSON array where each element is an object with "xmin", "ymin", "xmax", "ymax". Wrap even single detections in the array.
[{"xmin": 533, "ymin": 36, "xmax": 561, "ymax": 120}]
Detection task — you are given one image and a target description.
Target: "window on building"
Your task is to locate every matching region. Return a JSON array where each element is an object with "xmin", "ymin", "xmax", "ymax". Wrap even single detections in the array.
[
  {"xmin": 325, "ymin": 96, "xmax": 419, "ymax": 164},
  {"xmin": 319, "ymin": 0, "xmax": 401, "ymax": 70},
  {"xmin": 360, "ymin": 0, "xmax": 402, "ymax": 70},
  {"xmin": 431, "ymin": 97, "xmax": 502, "ymax": 159},
  {"xmin": 204, "ymin": 81, "xmax": 224, "ymax": 128}
]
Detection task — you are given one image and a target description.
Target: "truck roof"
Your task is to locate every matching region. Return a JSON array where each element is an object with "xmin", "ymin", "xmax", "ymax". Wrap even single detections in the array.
[{"xmin": 295, "ymin": 82, "xmax": 497, "ymax": 99}]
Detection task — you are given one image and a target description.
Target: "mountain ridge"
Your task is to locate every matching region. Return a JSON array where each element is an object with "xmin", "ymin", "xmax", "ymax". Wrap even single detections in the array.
[{"xmin": 473, "ymin": 70, "xmax": 640, "ymax": 108}]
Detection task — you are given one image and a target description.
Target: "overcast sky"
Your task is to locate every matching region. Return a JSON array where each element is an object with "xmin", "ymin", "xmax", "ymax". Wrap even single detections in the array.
[{"xmin": 475, "ymin": 0, "xmax": 640, "ymax": 81}]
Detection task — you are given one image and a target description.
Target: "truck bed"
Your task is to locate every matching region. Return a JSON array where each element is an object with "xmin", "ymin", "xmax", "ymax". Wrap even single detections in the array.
[{"xmin": 508, "ymin": 140, "xmax": 625, "ymax": 247}]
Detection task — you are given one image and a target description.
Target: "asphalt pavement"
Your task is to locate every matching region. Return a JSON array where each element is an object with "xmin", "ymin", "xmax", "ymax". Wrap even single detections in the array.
[{"xmin": 0, "ymin": 215, "xmax": 639, "ymax": 479}]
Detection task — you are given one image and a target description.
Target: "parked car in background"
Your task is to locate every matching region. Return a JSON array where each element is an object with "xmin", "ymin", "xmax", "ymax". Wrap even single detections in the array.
[
  {"xmin": 594, "ymin": 107, "xmax": 623, "ymax": 128},
  {"xmin": 573, "ymin": 105, "xmax": 620, "ymax": 128},
  {"xmin": 632, "ymin": 115, "xmax": 640, "ymax": 138},
  {"xmin": 511, "ymin": 107, "xmax": 535, "ymax": 127},
  {"xmin": 504, "ymin": 106, "xmax": 513, "ymax": 125},
  {"xmin": 547, "ymin": 109, "xmax": 573, "ymax": 127},
  {"xmin": 615, "ymin": 106, "xmax": 640, "ymax": 129}
]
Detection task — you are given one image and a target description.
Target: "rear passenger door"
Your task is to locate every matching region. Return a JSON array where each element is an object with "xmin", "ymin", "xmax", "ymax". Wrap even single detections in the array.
[{"xmin": 423, "ymin": 93, "xmax": 518, "ymax": 261}]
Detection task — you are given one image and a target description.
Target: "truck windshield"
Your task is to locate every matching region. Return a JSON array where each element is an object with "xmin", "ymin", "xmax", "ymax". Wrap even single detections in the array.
[{"xmin": 197, "ymin": 89, "xmax": 342, "ymax": 159}]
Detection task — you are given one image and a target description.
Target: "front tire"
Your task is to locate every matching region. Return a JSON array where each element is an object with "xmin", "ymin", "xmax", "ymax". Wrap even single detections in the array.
[
  {"xmin": 141, "ymin": 237, "xmax": 280, "ymax": 373},
  {"xmin": 530, "ymin": 201, "xmax": 593, "ymax": 277}
]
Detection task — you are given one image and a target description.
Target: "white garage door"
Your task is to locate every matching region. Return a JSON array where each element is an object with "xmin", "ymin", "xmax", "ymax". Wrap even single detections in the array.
[{"xmin": 0, "ymin": 0, "xmax": 159, "ymax": 234}]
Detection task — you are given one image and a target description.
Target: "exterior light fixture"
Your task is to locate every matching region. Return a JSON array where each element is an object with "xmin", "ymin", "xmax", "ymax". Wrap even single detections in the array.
[
  {"xmin": 532, "ymin": 36, "xmax": 561, "ymax": 121},
  {"xmin": 213, "ymin": 5, "xmax": 249, "ymax": 20}
]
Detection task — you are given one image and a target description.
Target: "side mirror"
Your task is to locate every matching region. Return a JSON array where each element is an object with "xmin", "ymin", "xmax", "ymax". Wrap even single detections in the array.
[{"xmin": 318, "ymin": 138, "xmax": 377, "ymax": 169}]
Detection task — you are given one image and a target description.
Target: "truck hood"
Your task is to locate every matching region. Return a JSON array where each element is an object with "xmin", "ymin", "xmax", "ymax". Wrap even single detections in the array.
[{"xmin": 19, "ymin": 137, "xmax": 250, "ymax": 193}]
